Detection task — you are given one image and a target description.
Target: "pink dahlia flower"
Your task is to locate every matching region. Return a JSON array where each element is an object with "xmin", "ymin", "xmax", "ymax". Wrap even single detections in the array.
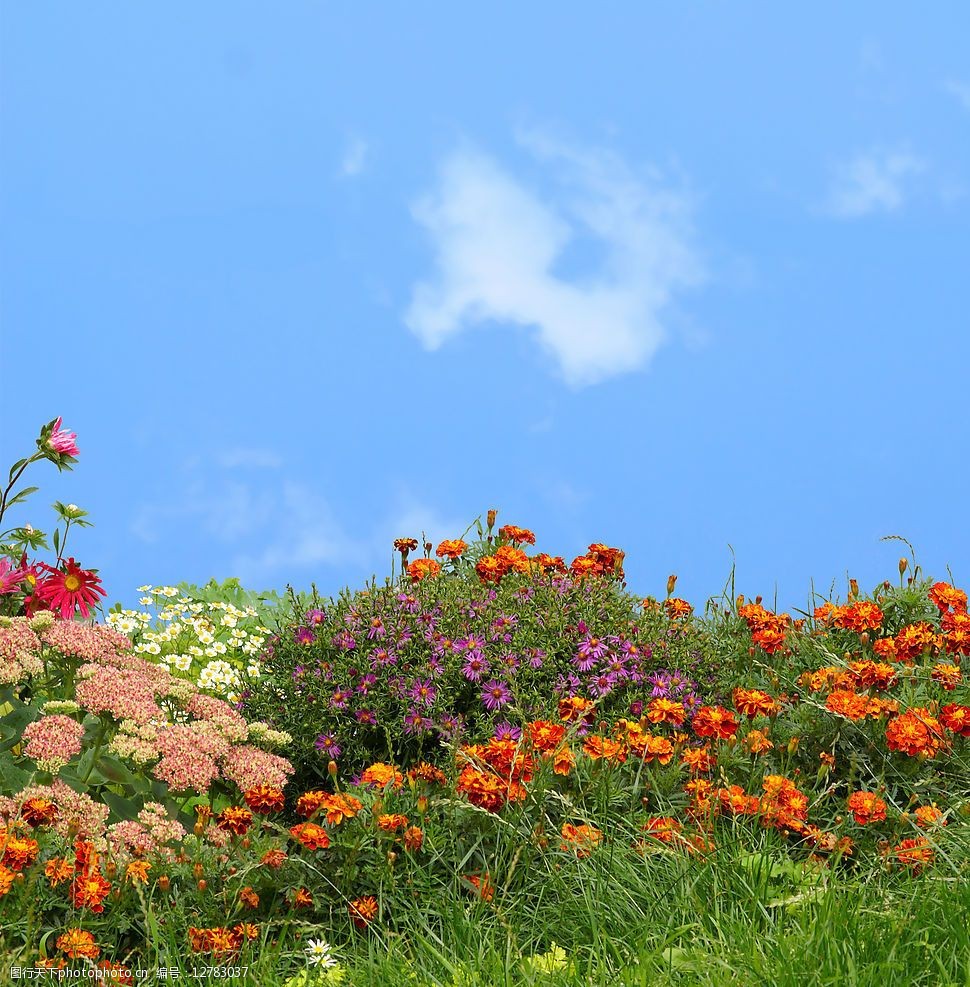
[{"xmin": 47, "ymin": 417, "xmax": 79, "ymax": 457}]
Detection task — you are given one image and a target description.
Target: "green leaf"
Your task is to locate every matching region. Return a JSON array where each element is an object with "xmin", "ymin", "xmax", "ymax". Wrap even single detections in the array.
[
  {"xmin": 4, "ymin": 486, "xmax": 40, "ymax": 509},
  {"xmin": 8, "ymin": 459, "xmax": 28, "ymax": 482},
  {"xmin": 0, "ymin": 755, "xmax": 33, "ymax": 792},
  {"xmin": 101, "ymin": 790, "xmax": 141, "ymax": 822},
  {"xmin": 53, "ymin": 527, "xmax": 60, "ymax": 554},
  {"xmin": 95, "ymin": 754, "xmax": 138, "ymax": 786}
]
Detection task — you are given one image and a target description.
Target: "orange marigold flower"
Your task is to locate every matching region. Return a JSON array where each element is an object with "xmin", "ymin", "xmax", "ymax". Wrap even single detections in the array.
[
  {"xmin": 455, "ymin": 766, "xmax": 508, "ymax": 813},
  {"xmin": 377, "ymin": 814, "xmax": 409, "ymax": 832},
  {"xmin": 498, "ymin": 525, "xmax": 536, "ymax": 546},
  {"xmin": 402, "ymin": 826, "xmax": 424, "ymax": 852},
  {"xmin": 188, "ymin": 926, "xmax": 244, "ymax": 956},
  {"xmin": 718, "ymin": 785, "xmax": 760, "ymax": 816},
  {"xmin": 293, "ymin": 887, "xmax": 314, "ymax": 909},
  {"xmin": 886, "ymin": 709, "xmax": 947, "ymax": 758},
  {"xmin": 752, "ymin": 626, "xmax": 787, "ymax": 654},
  {"xmin": 124, "ymin": 860, "xmax": 151, "ymax": 885},
  {"xmin": 664, "ymin": 597, "xmax": 693, "ymax": 620},
  {"xmin": 552, "ymin": 744, "xmax": 574, "ymax": 776},
  {"xmin": 526, "ymin": 720, "xmax": 566, "ymax": 752},
  {"xmin": 940, "ymin": 703, "xmax": 970, "ymax": 737},
  {"xmin": 929, "ymin": 581, "xmax": 968, "ymax": 614},
  {"xmin": 435, "ymin": 538, "xmax": 467, "ymax": 559},
  {"xmin": 20, "ymin": 797, "xmax": 58, "ymax": 828},
  {"xmin": 864, "ymin": 696, "xmax": 900, "ymax": 720},
  {"xmin": 692, "ymin": 705, "xmax": 739, "ymax": 740},
  {"xmin": 69, "ymin": 872, "xmax": 112, "ymax": 913},
  {"xmin": 569, "ymin": 555, "xmax": 603, "ymax": 579},
  {"xmin": 582, "ymin": 735, "xmax": 627, "ymax": 764},
  {"xmin": 216, "ymin": 806, "xmax": 253, "ymax": 836},
  {"xmin": 847, "ymin": 791, "xmax": 887, "ymax": 825},
  {"xmin": 464, "ymin": 873, "xmax": 495, "ymax": 902},
  {"xmin": 560, "ymin": 823, "xmax": 603, "ymax": 857},
  {"xmin": 558, "ymin": 695, "xmax": 595, "ymax": 723},
  {"xmin": 732, "ymin": 688, "xmax": 778, "ymax": 719},
  {"xmin": 238, "ymin": 886, "xmax": 260, "ymax": 909},
  {"xmin": 931, "ymin": 663, "xmax": 962, "ymax": 691},
  {"xmin": 680, "ymin": 745, "xmax": 715, "ymax": 773},
  {"xmin": 890, "ymin": 837, "xmax": 934, "ymax": 871},
  {"xmin": 494, "ymin": 545, "xmax": 529, "ymax": 573},
  {"xmin": 45, "ymin": 858, "xmax": 73, "ymax": 887},
  {"xmin": 475, "ymin": 555, "xmax": 505, "ymax": 584},
  {"xmin": 349, "ymin": 895, "xmax": 378, "ymax": 928},
  {"xmin": 407, "ymin": 762, "xmax": 447, "ymax": 785},
  {"xmin": 642, "ymin": 735, "xmax": 675, "ymax": 765},
  {"xmin": 57, "ymin": 928, "xmax": 100, "ymax": 960},
  {"xmin": 243, "ymin": 785, "xmax": 286, "ymax": 815},
  {"xmin": 260, "ymin": 848, "xmax": 287, "ymax": 869},
  {"xmin": 360, "ymin": 762, "xmax": 405, "ymax": 790},
  {"xmin": 393, "ymin": 537, "xmax": 418, "ymax": 555},
  {"xmin": 834, "ymin": 600, "xmax": 884, "ymax": 632},
  {"xmin": 872, "ymin": 637, "xmax": 898, "ymax": 661},
  {"xmin": 914, "ymin": 804, "xmax": 947, "ymax": 828},
  {"xmin": 407, "ymin": 558, "xmax": 441, "ymax": 583},
  {"xmin": 1, "ymin": 833, "xmax": 39, "ymax": 872},
  {"xmin": 743, "ymin": 729, "xmax": 774, "ymax": 755},
  {"xmin": 639, "ymin": 816, "xmax": 683, "ymax": 845},
  {"xmin": 647, "ymin": 697, "xmax": 687, "ymax": 727},
  {"xmin": 0, "ymin": 864, "xmax": 14, "ymax": 898},
  {"xmin": 289, "ymin": 822, "xmax": 330, "ymax": 851},
  {"xmin": 532, "ymin": 553, "xmax": 567, "ymax": 573},
  {"xmin": 850, "ymin": 660, "xmax": 897, "ymax": 691},
  {"xmin": 803, "ymin": 826, "xmax": 853, "ymax": 857},
  {"xmin": 894, "ymin": 622, "xmax": 938, "ymax": 664},
  {"xmin": 825, "ymin": 689, "xmax": 869, "ymax": 721}
]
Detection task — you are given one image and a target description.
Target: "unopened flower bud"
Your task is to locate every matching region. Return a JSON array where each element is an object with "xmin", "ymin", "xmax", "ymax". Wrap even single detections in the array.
[
  {"xmin": 666, "ymin": 574, "xmax": 677, "ymax": 597},
  {"xmin": 158, "ymin": 875, "xmax": 170, "ymax": 891},
  {"xmin": 487, "ymin": 509, "xmax": 497, "ymax": 531},
  {"xmin": 328, "ymin": 760, "xmax": 338, "ymax": 778},
  {"xmin": 898, "ymin": 558, "xmax": 908, "ymax": 576},
  {"xmin": 849, "ymin": 579, "xmax": 859, "ymax": 599},
  {"xmin": 197, "ymin": 879, "xmax": 207, "ymax": 892},
  {"xmin": 417, "ymin": 796, "xmax": 428, "ymax": 814}
]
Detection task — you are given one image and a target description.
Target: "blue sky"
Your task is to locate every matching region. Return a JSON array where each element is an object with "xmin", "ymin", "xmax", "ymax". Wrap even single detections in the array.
[{"xmin": 2, "ymin": 4, "xmax": 969, "ymax": 615}]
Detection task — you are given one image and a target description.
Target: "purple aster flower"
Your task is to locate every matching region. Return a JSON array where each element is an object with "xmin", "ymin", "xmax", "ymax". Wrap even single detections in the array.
[
  {"xmin": 437, "ymin": 712, "xmax": 465, "ymax": 740},
  {"xmin": 403, "ymin": 708, "xmax": 433, "ymax": 735},
  {"xmin": 366, "ymin": 617, "xmax": 386, "ymax": 640},
  {"xmin": 554, "ymin": 673, "xmax": 582, "ymax": 696},
  {"xmin": 294, "ymin": 626, "xmax": 315, "ymax": 646},
  {"xmin": 493, "ymin": 721, "xmax": 522, "ymax": 742},
  {"xmin": 408, "ymin": 678, "xmax": 438, "ymax": 707},
  {"xmin": 682, "ymin": 691, "xmax": 702, "ymax": 712},
  {"xmin": 417, "ymin": 611, "xmax": 438, "ymax": 630},
  {"xmin": 457, "ymin": 634, "xmax": 486, "ymax": 660},
  {"xmin": 481, "ymin": 679, "xmax": 512, "ymax": 712},
  {"xmin": 461, "ymin": 655, "xmax": 490, "ymax": 683},
  {"xmin": 305, "ymin": 608, "xmax": 327, "ymax": 626},
  {"xmin": 393, "ymin": 629, "xmax": 413, "ymax": 648},
  {"xmin": 356, "ymin": 673, "xmax": 378, "ymax": 694},
  {"xmin": 577, "ymin": 635, "xmax": 609, "ymax": 661},
  {"xmin": 355, "ymin": 708, "xmax": 378, "ymax": 726},
  {"xmin": 525, "ymin": 647, "xmax": 546, "ymax": 669},
  {"xmin": 292, "ymin": 665, "xmax": 306, "ymax": 680},
  {"xmin": 370, "ymin": 648, "xmax": 398, "ymax": 669},
  {"xmin": 572, "ymin": 652, "xmax": 599, "ymax": 674},
  {"xmin": 576, "ymin": 620, "xmax": 589, "ymax": 636},
  {"xmin": 492, "ymin": 614, "xmax": 518, "ymax": 632},
  {"xmin": 397, "ymin": 592, "xmax": 420, "ymax": 612},
  {"xmin": 499, "ymin": 652, "xmax": 521, "ymax": 673},
  {"xmin": 648, "ymin": 671, "xmax": 672, "ymax": 698},
  {"xmin": 629, "ymin": 700, "xmax": 644, "ymax": 718},
  {"xmin": 332, "ymin": 630, "xmax": 356, "ymax": 651},
  {"xmin": 588, "ymin": 673, "xmax": 617, "ymax": 698},
  {"xmin": 314, "ymin": 733, "xmax": 341, "ymax": 758},
  {"xmin": 329, "ymin": 687, "xmax": 351, "ymax": 709}
]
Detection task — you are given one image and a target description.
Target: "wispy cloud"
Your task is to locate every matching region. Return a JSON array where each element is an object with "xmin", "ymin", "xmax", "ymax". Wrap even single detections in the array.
[
  {"xmin": 944, "ymin": 79, "xmax": 970, "ymax": 112},
  {"xmin": 231, "ymin": 482, "xmax": 361, "ymax": 583},
  {"xmin": 405, "ymin": 134, "xmax": 703, "ymax": 387},
  {"xmin": 339, "ymin": 137, "xmax": 369, "ymax": 177},
  {"xmin": 825, "ymin": 149, "xmax": 925, "ymax": 218},
  {"xmin": 217, "ymin": 448, "xmax": 283, "ymax": 470}
]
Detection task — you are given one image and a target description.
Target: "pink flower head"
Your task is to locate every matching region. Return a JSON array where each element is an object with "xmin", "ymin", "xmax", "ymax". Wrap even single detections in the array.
[
  {"xmin": 47, "ymin": 417, "xmax": 79, "ymax": 457},
  {"xmin": 0, "ymin": 558, "xmax": 27, "ymax": 595}
]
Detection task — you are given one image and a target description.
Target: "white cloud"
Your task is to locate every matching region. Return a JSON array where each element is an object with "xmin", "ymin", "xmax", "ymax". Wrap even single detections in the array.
[
  {"xmin": 944, "ymin": 79, "xmax": 970, "ymax": 112},
  {"xmin": 217, "ymin": 448, "xmax": 283, "ymax": 470},
  {"xmin": 405, "ymin": 135, "xmax": 703, "ymax": 387},
  {"xmin": 230, "ymin": 483, "xmax": 362, "ymax": 583},
  {"xmin": 339, "ymin": 137, "xmax": 369, "ymax": 177},
  {"xmin": 825, "ymin": 150, "xmax": 925, "ymax": 218}
]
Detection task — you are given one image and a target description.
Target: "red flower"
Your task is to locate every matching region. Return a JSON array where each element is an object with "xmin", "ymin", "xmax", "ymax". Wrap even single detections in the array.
[{"xmin": 34, "ymin": 558, "xmax": 106, "ymax": 620}]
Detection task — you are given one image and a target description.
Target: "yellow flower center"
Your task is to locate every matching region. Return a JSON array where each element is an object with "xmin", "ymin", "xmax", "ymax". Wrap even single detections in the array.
[{"xmin": 64, "ymin": 574, "xmax": 81, "ymax": 592}]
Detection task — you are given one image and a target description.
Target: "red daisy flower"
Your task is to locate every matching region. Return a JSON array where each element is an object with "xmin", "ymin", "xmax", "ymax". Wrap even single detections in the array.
[{"xmin": 35, "ymin": 558, "xmax": 106, "ymax": 620}]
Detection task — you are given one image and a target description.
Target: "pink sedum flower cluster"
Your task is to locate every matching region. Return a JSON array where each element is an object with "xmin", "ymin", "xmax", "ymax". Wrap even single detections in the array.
[{"xmin": 21, "ymin": 715, "xmax": 85, "ymax": 773}]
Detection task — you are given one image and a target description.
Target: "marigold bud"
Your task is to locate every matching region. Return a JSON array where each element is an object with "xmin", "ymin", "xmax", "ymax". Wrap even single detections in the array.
[
  {"xmin": 898, "ymin": 558, "xmax": 908, "ymax": 576},
  {"xmin": 193, "ymin": 863, "xmax": 204, "ymax": 879},
  {"xmin": 849, "ymin": 579, "xmax": 859, "ymax": 599},
  {"xmin": 787, "ymin": 736, "xmax": 800, "ymax": 754},
  {"xmin": 860, "ymin": 632, "xmax": 869, "ymax": 646},
  {"xmin": 487, "ymin": 509, "xmax": 497, "ymax": 530},
  {"xmin": 197, "ymin": 880, "xmax": 207, "ymax": 891},
  {"xmin": 328, "ymin": 760, "xmax": 338, "ymax": 778},
  {"xmin": 158, "ymin": 875, "xmax": 170, "ymax": 891},
  {"xmin": 666, "ymin": 574, "xmax": 677, "ymax": 597},
  {"xmin": 417, "ymin": 796, "xmax": 428, "ymax": 814}
]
